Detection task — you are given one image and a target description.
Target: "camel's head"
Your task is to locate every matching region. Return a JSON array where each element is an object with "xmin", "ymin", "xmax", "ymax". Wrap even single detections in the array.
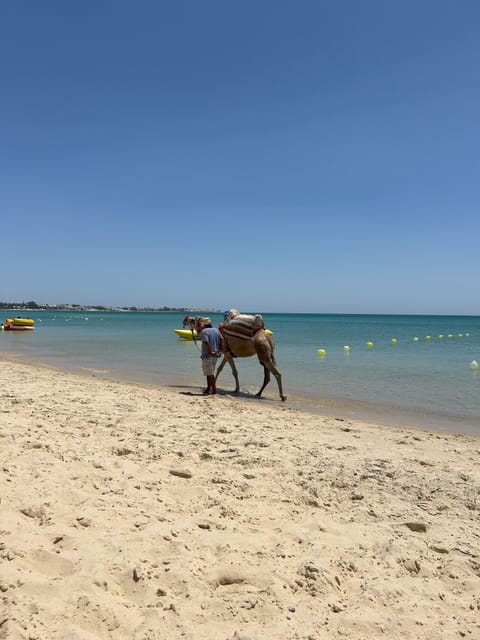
[{"xmin": 184, "ymin": 315, "xmax": 212, "ymax": 332}]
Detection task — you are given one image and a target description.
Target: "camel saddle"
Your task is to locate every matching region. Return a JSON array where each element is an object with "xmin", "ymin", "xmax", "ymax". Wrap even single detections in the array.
[{"xmin": 222, "ymin": 313, "xmax": 265, "ymax": 340}]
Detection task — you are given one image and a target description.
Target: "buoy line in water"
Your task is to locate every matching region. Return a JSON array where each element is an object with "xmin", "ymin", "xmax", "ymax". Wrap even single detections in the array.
[{"xmin": 317, "ymin": 331, "xmax": 478, "ymax": 370}]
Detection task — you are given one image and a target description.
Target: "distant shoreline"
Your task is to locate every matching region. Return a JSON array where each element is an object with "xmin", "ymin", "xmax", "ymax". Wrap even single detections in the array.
[
  {"xmin": 0, "ymin": 304, "xmax": 221, "ymax": 313},
  {"xmin": 2, "ymin": 305, "xmax": 479, "ymax": 318}
]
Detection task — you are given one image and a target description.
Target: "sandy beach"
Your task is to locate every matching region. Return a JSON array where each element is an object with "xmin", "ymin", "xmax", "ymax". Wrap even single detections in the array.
[{"xmin": 1, "ymin": 358, "xmax": 479, "ymax": 640}]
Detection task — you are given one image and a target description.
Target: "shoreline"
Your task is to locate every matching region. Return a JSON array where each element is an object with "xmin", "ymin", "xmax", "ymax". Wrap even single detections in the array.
[
  {"xmin": 1, "ymin": 358, "xmax": 480, "ymax": 639},
  {"xmin": 2, "ymin": 351, "xmax": 479, "ymax": 438}
]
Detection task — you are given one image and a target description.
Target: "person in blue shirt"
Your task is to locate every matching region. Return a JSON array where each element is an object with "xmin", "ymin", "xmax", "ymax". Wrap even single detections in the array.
[{"xmin": 197, "ymin": 317, "xmax": 224, "ymax": 395}]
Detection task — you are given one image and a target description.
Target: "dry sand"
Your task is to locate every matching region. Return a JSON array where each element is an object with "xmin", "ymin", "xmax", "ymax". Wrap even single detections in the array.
[{"xmin": 1, "ymin": 358, "xmax": 479, "ymax": 640}]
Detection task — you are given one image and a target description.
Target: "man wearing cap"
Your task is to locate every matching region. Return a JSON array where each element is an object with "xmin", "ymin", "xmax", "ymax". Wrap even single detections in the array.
[{"xmin": 197, "ymin": 317, "xmax": 224, "ymax": 395}]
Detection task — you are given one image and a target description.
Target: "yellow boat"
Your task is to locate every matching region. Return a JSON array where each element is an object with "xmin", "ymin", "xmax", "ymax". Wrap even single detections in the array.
[
  {"xmin": 9, "ymin": 317, "xmax": 34, "ymax": 326},
  {"xmin": 174, "ymin": 329, "xmax": 199, "ymax": 340},
  {"xmin": 4, "ymin": 317, "xmax": 35, "ymax": 331},
  {"xmin": 174, "ymin": 327, "xmax": 273, "ymax": 340}
]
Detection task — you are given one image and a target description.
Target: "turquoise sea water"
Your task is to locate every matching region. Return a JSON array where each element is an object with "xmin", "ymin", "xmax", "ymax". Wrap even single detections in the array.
[{"xmin": 1, "ymin": 310, "xmax": 479, "ymax": 434}]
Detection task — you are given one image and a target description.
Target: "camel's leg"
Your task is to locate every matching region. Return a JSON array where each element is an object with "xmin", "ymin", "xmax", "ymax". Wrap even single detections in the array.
[
  {"xmin": 222, "ymin": 352, "xmax": 241, "ymax": 393},
  {"xmin": 255, "ymin": 364, "xmax": 271, "ymax": 398},
  {"xmin": 261, "ymin": 359, "xmax": 287, "ymax": 401},
  {"xmin": 215, "ymin": 356, "xmax": 227, "ymax": 382},
  {"xmin": 253, "ymin": 333, "xmax": 287, "ymax": 401}
]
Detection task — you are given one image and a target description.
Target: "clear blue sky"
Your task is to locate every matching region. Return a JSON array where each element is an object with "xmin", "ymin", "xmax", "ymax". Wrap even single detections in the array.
[{"xmin": 2, "ymin": 1, "xmax": 479, "ymax": 314}]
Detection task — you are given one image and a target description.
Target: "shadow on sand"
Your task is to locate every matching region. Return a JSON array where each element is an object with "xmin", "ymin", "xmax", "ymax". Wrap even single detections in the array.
[{"xmin": 171, "ymin": 384, "xmax": 268, "ymax": 401}]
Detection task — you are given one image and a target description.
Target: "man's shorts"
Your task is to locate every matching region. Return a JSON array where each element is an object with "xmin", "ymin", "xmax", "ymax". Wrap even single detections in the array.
[{"xmin": 202, "ymin": 356, "xmax": 217, "ymax": 376}]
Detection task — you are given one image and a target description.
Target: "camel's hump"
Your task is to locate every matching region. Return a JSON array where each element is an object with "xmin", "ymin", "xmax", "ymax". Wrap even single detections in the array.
[{"xmin": 223, "ymin": 314, "xmax": 264, "ymax": 339}]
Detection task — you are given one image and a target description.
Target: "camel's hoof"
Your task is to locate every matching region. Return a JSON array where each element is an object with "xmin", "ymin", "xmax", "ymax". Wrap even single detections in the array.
[{"xmin": 281, "ymin": 395, "xmax": 287, "ymax": 401}]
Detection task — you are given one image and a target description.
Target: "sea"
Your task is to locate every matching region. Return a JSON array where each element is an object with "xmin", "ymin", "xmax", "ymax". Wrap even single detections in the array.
[{"xmin": 1, "ymin": 310, "xmax": 479, "ymax": 435}]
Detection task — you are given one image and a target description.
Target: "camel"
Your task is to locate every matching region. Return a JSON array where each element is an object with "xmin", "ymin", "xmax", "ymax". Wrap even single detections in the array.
[{"xmin": 183, "ymin": 312, "xmax": 286, "ymax": 401}]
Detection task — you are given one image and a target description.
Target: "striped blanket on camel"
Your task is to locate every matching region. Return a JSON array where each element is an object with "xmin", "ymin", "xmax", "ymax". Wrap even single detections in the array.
[{"xmin": 222, "ymin": 312, "xmax": 265, "ymax": 340}]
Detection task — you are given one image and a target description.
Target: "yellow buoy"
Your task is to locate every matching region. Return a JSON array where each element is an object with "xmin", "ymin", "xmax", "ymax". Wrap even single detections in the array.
[
  {"xmin": 366, "ymin": 341, "xmax": 374, "ymax": 349},
  {"xmin": 344, "ymin": 345, "xmax": 350, "ymax": 352},
  {"xmin": 458, "ymin": 333, "xmax": 463, "ymax": 338},
  {"xmin": 470, "ymin": 360, "xmax": 479, "ymax": 371},
  {"xmin": 318, "ymin": 348, "xmax": 326, "ymax": 357},
  {"xmin": 425, "ymin": 335, "xmax": 431, "ymax": 341},
  {"xmin": 413, "ymin": 336, "xmax": 419, "ymax": 341},
  {"xmin": 438, "ymin": 335, "xmax": 444, "ymax": 339},
  {"xmin": 391, "ymin": 338, "xmax": 397, "ymax": 344},
  {"xmin": 447, "ymin": 334, "xmax": 453, "ymax": 339},
  {"xmin": 466, "ymin": 333, "xmax": 470, "ymax": 337}
]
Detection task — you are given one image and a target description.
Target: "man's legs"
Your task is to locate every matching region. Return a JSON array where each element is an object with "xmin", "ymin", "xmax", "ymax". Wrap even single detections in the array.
[
  {"xmin": 202, "ymin": 359, "xmax": 217, "ymax": 395},
  {"xmin": 207, "ymin": 375, "xmax": 216, "ymax": 394},
  {"xmin": 203, "ymin": 377, "xmax": 210, "ymax": 394}
]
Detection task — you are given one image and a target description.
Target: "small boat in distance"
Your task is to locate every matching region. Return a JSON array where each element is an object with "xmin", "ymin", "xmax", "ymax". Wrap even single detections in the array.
[
  {"xmin": 4, "ymin": 317, "xmax": 35, "ymax": 331},
  {"xmin": 174, "ymin": 328, "xmax": 200, "ymax": 340}
]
